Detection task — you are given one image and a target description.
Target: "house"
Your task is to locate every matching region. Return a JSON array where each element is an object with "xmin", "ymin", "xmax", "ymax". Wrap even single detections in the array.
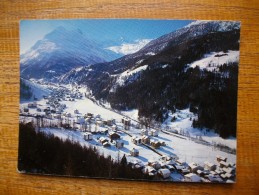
[
  {"xmin": 131, "ymin": 136, "xmax": 142, "ymax": 145},
  {"xmin": 130, "ymin": 148, "xmax": 139, "ymax": 157},
  {"xmin": 111, "ymin": 124, "xmax": 117, "ymax": 131},
  {"xmin": 164, "ymin": 164, "xmax": 175, "ymax": 172},
  {"xmin": 149, "ymin": 129, "xmax": 158, "ymax": 137},
  {"xmin": 150, "ymin": 140, "xmax": 161, "ymax": 149},
  {"xmin": 217, "ymin": 155, "xmax": 227, "ymax": 162},
  {"xmin": 87, "ymin": 113, "xmax": 93, "ymax": 117},
  {"xmin": 158, "ymin": 168, "xmax": 171, "ymax": 179},
  {"xmin": 23, "ymin": 107, "xmax": 29, "ymax": 112},
  {"xmin": 148, "ymin": 160, "xmax": 161, "ymax": 170},
  {"xmin": 141, "ymin": 135, "xmax": 150, "ymax": 144},
  {"xmin": 204, "ymin": 161, "xmax": 217, "ymax": 171},
  {"xmin": 205, "ymin": 175, "xmax": 220, "ymax": 183},
  {"xmin": 109, "ymin": 132, "xmax": 120, "ymax": 140},
  {"xmin": 77, "ymin": 117, "xmax": 85, "ymax": 124},
  {"xmin": 180, "ymin": 168, "xmax": 191, "ymax": 175},
  {"xmin": 115, "ymin": 140, "xmax": 124, "ymax": 148},
  {"xmin": 141, "ymin": 129, "xmax": 149, "ymax": 136},
  {"xmin": 176, "ymin": 159, "xmax": 186, "ymax": 166},
  {"xmin": 28, "ymin": 102, "xmax": 37, "ymax": 108},
  {"xmin": 130, "ymin": 161, "xmax": 144, "ymax": 169},
  {"xmin": 184, "ymin": 173, "xmax": 201, "ymax": 182},
  {"xmin": 103, "ymin": 142, "xmax": 111, "ymax": 147},
  {"xmin": 219, "ymin": 161, "xmax": 229, "ymax": 168},
  {"xmin": 106, "ymin": 120, "xmax": 114, "ymax": 126},
  {"xmin": 99, "ymin": 128, "xmax": 108, "ymax": 135},
  {"xmin": 223, "ymin": 167, "xmax": 235, "ymax": 174},
  {"xmin": 99, "ymin": 137, "xmax": 109, "ymax": 144},
  {"xmin": 83, "ymin": 132, "xmax": 93, "ymax": 141},
  {"xmin": 189, "ymin": 162, "xmax": 203, "ymax": 173},
  {"xmin": 96, "ymin": 120, "xmax": 104, "ymax": 127},
  {"xmin": 142, "ymin": 166, "xmax": 157, "ymax": 177},
  {"xmin": 122, "ymin": 118, "xmax": 131, "ymax": 130}
]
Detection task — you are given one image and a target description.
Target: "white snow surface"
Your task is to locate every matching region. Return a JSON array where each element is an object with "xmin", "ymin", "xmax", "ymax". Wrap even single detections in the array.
[
  {"xmin": 20, "ymin": 79, "xmax": 51, "ymax": 102},
  {"xmin": 162, "ymin": 109, "xmax": 236, "ymax": 149},
  {"xmin": 189, "ymin": 50, "xmax": 239, "ymax": 71},
  {"xmin": 110, "ymin": 65, "xmax": 148, "ymax": 92},
  {"xmin": 107, "ymin": 39, "xmax": 152, "ymax": 55}
]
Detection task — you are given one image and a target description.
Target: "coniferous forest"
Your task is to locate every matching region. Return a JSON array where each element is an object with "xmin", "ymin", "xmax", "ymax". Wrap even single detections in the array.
[{"xmin": 18, "ymin": 122, "xmax": 148, "ymax": 180}]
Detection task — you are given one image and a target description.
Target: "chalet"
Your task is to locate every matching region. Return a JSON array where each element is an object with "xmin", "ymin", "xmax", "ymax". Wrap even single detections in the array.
[
  {"xmin": 87, "ymin": 113, "xmax": 93, "ymax": 117},
  {"xmin": 177, "ymin": 159, "xmax": 185, "ymax": 165},
  {"xmin": 204, "ymin": 161, "xmax": 217, "ymax": 171},
  {"xmin": 141, "ymin": 135, "xmax": 150, "ymax": 144},
  {"xmin": 164, "ymin": 164, "xmax": 175, "ymax": 172},
  {"xmin": 96, "ymin": 120, "xmax": 104, "ymax": 127},
  {"xmin": 180, "ymin": 168, "xmax": 191, "ymax": 175},
  {"xmin": 219, "ymin": 161, "xmax": 229, "ymax": 168},
  {"xmin": 77, "ymin": 117, "xmax": 85, "ymax": 124},
  {"xmin": 158, "ymin": 168, "xmax": 171, "ymax": 179},
  {"xmin": 223, "ymin": 167, "xmax": 235, "ymax": 174},
  {"xmin": 130, "ymin": 148, "xmax": 139, "ymax": 157},
  {"xmin": 142, "ymin": 166, "xmax": 157, "ymax": 177},
  {"xmin": 111, "ymin": 124, "xmax": 117, "ymax": 131},
  {"xmin": 103, "ymin": 142, "xmax": 111, "ymax": 147},
  {"xmin": 197, "ymin": 170, "xmax": 205, "ymax": 177},
  {"xmin": 189, "ymin": 162, "xmax": 203, "ymax": 173},
  {"xmin": 106, "ymin": 120, "xmax": 114, "ymax": 126},
  {"xmin": 131, "ymin": 136, "xmax": 142, "ymax": 145},
  {"xmin": 141, "ymin": 129, "xmax": 149, "ymax": 136},
  {"xmin": 205, "ymin": 175, "xmax": 220, "ymax": 183},
  {"xmin": 54, "ymin": 114, "xmax": 62, "ymax": 119},
  {"xmin": 184, "ymin": 173, "xmax": 201, "ymax": 182},
  {"xmin": 28, "ymin": 102, "xmax": 37, "ymax": 108},
  {"xmin": 217, "ymin": 155, "xmax": 227, "ymax": 162},
  {"xmin": 130, "ymin": 161, "xmax": 144, "ymax": 169},
  {"xmin": 149, "ymin": 129, "xmax": 158, "ymax": 137},
  {"xmin": 175, "ymin": 165, "xmax": 185, "ymax": 172},
  {"xmin": 83, "ymin": 132, "xmax": 93, "ymax": 141},
  {"xmin": 148, "ymin": 160, "xmax": 161, "ymax": 170},
  {"xmin": 109, "ymin": 132, "xmax": 120, "ymax": 140},
  {"xmin": 99, "ymin": 128, "xmax": 108, "ymax": 135},
  {"xmin": 115, "ymin": 140, "xmax": 124, "ymax": 148},
  {"xmin": 23, "ymin": 107, "xmax": 29, "ymax": 112},
  {"xmin": 150, "ymin": 140, "xmax": 161, "ymax": 149},
  {"xmin": 122, "ymin": 118, "xmax": 131, "ymax": 130},
  {"xmin": 65, "ymin": 113, "xmax": 72, "ymax": 117},
  {"xmin": 99, "ymin": 137, "xmax": 109, "ymax": 144}
]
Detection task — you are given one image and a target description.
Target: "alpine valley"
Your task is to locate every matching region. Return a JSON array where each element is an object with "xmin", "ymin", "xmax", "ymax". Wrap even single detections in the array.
[
  {"xmin": 19, "ymin": 20, "xmax": 240, "ymax": 182},
  {"xmin": 58, "ymin": 20, "xmax": 240, "ymax": 138}
]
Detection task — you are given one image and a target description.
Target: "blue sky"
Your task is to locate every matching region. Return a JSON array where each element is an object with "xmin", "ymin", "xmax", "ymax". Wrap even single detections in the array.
[{"xmin": 20, "ymin": 19, "xmax": 193, "ymax": 54}]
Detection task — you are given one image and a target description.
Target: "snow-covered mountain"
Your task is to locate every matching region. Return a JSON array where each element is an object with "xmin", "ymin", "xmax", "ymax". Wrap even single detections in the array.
[
  {"xmin": 20, "ymin": 26, "xmax": 119, "ymax": 80},
  {"xmin": 60, "ymin": 20, "xmax": 240, "ymax": 89},
  {"xmin": 58, "ymin": 20, "xmax": 240, "ymax": 138}
]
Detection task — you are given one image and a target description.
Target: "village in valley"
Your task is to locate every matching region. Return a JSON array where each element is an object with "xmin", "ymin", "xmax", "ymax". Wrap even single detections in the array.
[{"xmin": 20, "ymin": 79, "xmax": 236, "ymax": 183}]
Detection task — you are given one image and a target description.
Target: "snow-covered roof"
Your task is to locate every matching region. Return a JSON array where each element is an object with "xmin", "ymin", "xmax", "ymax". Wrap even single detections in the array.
[
  {"xmin": 185, "ymin": 173, "xmax": 201, "ymax": 182},
  {"xmin": 130, "ymin": 148, "xmax": 139, "ymax": 152},
  {"xmin": 158, "ymin": 168, "xmax": 170, "ymax": 175}
]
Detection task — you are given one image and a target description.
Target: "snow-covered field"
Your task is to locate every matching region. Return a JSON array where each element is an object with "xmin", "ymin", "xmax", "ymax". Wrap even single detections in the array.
[{"xmin": 189, "ymin": 50, "xmax": 239, "ymax": 71}]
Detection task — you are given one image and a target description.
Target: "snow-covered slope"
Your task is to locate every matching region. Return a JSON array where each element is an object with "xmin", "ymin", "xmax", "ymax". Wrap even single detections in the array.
[
  {"xmin": 189, "ymin": 50, "xmax": 239, "ymax": 71},
  {"xmin": 107, "ymin": 39, "xmax": 152, "ymax": 55},
  {"xmin": 140, "ymin": 20, "xmax": 240, "ymax": 55},
  {"xmin": 20, "ymin": 79, "xmax": 51, "ymax": 102}
]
